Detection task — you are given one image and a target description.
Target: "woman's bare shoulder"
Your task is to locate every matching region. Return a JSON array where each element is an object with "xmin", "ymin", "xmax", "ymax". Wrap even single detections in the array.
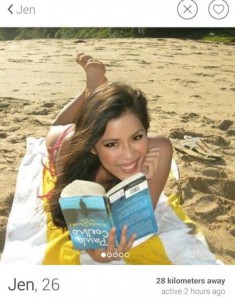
[{"xmin": 147, "ymin": 134, "xmax": 172, "ymax": 150}]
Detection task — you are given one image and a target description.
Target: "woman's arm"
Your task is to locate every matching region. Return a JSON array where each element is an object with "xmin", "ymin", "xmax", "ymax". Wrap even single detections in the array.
[{"xmin": 144, "ymin": 135, "xmax": 173, "ymax": 208}]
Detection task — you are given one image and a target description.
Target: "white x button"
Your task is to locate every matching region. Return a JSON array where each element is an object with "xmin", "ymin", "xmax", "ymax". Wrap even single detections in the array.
[{"xmin": 177, "ymin": 0, "xmax": 198, "ymax": 20}]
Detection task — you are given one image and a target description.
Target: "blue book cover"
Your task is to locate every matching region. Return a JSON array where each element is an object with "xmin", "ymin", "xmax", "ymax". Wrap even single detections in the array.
[
  {"xmin": 59, "ymin": 195, "xmax": 112, "ymax": 249},
  {"xmin": 107, "ymin": 174, "xmax": 158, "ymax": 246},
  {"xmin": 59, "ymin": 173, "xmax": 158, "ymax": 250}
]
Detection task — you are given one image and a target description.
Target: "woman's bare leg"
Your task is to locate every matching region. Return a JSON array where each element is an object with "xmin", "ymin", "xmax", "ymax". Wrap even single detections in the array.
[{"xmin": 52, "ymin": 53, "xmax": 107, "ymax": 126}]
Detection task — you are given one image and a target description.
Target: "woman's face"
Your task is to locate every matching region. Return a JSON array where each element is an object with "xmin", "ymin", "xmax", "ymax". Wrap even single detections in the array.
[{"xmin": 92, "ymin": 112, "xmax": 149, "ymax": 180}]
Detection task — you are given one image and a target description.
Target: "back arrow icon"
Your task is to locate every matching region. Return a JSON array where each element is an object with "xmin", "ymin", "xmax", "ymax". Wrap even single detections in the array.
[{"xmin": 8, "ymin": 4, "xmax": 13, "ymax": 14}]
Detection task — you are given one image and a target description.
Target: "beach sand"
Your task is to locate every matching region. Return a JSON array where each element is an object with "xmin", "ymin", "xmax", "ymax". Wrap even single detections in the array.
[{"xmin": 0, "ymin": 38, "xmax": 234, "ymax": 264}]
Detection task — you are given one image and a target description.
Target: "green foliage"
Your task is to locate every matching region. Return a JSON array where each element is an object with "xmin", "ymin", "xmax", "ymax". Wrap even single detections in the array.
[
  {"xmin": 15, "ymin": 28, "xmax": 59, "ymax": 39},
  {"xmin": 55, "ymin": 28, "xmax": 111, "ymax": 39},
  {"xmin": 54, "ymin": 28, "xmax": 146, "ymax": 39},
  {"xmin": 0, "ymin": 28, "xmax": 20, "ymax": 40},
  {"xmin": 0, "ymin": 28, "xmax": 234, "ymax": 43},
  {"xmin": 203, "ymin": 29, "xmax": 235, "ymax": 43},
  {"xmin": 0, "ymin": 28, "xmax": 58, "ymax": 40}
]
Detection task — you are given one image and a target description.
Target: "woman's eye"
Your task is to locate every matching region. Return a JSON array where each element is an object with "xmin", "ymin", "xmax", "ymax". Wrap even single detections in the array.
[
  {"xmin": 133, "ymin": 134, "xmax": 143, "ymax": 141},
  {"xmin": 104, "ymin": 142, "xmax": 117, "ymax": 148}
]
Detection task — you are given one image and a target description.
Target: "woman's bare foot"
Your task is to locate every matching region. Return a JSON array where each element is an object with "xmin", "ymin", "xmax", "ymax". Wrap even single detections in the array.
[
  {"xmin": 50, "ymin": 53, "xmax": 107, "ymax": 126},
  {"xmin": 76, "ymin": 53, "xmax": 107, "ymax": 95}
]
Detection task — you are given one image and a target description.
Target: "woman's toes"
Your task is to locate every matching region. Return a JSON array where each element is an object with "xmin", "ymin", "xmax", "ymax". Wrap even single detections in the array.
[{"xmin": 76, "ymin": 54, "xmax": 93, "ymax": 68}]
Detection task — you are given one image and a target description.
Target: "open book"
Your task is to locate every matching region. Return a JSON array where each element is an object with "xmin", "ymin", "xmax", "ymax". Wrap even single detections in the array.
[{"xmin": 59, "ymin": 172, "xmax": 158, "ymax": 250}]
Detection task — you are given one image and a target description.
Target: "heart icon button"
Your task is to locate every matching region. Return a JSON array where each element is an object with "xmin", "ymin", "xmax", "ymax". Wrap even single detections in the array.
[
  {"xmin": 213, "ymin": 4, "xmax": 224, "ymax": 14},
  {"xmin": 208, "ymin": 0, "xmax": 229, "ymax": 20}
]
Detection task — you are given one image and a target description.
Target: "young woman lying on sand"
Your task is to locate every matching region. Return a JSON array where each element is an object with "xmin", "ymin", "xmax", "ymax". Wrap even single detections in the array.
[
  {"xmin": 1, "ymin": 53, "xmax": 219, "ymax": 265},
  {"xmin": 46, "ymin": 53, "xmax": 173, "ymax": 263}
]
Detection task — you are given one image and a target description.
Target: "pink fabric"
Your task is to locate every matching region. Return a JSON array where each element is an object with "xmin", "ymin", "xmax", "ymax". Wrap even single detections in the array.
[{"xmin": 44, "ymin": 125, "xmax": 74, "ymax": 176}]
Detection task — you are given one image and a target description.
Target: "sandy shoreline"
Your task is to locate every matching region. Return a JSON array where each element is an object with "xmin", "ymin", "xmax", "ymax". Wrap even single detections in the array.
[{"xmin": 0, "ymin": 38, "xmax": 234, "ymax": 263}]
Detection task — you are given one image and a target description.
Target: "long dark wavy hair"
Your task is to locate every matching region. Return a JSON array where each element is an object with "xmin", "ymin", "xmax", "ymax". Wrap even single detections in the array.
[{"xmin": 49, "ymin": 82, "xmax": 150, "ymax": 227}]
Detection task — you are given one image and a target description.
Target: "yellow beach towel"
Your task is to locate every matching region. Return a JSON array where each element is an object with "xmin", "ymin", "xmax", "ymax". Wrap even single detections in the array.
[{"xmin": 1, "ymin": 137, "xmax": 220, "ymax": 265}]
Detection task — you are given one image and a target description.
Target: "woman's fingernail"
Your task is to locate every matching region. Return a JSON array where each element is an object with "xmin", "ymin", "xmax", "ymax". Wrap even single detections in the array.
[{"xmin": 123, "ymin": 224, "xmax": 128, "ymax": 230}]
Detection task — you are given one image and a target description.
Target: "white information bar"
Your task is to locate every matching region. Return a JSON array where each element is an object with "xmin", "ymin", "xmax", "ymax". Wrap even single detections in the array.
[
  {"xmin": 0, "ymin": 0, "xmax": 234, "ymax": 27},
  {"xmin": 0, "ymin": 265, "xmax": 234, "ymax": 300}
]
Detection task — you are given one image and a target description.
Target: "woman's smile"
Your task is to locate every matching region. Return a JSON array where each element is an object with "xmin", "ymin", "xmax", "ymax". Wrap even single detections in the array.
[{"xmin": 118, "ymin": 159, "xmax": 139, "ymax": 174}]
